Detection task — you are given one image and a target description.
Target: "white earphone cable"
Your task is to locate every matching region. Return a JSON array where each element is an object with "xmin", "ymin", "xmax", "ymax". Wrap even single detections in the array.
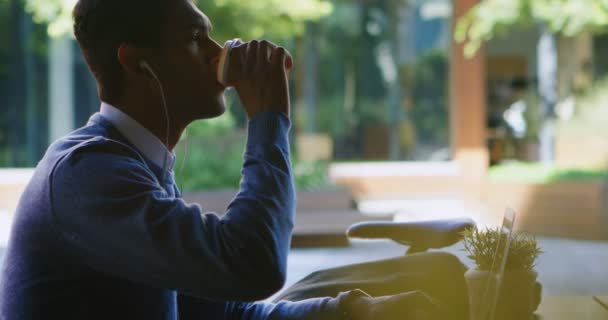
[
  {"xmin": 178, "ymin": 128, "xmax": 189, "ymax": 192},
  {"xmin": 142, "ymin": 62, "xmax": 171, "ymax": 187}
]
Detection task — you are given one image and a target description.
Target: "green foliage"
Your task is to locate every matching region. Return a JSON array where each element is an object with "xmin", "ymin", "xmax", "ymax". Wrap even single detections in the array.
[
  {"xmin": 488, "ymin": 162, "xmax": 608, "ymax": 183},
  {"xmin": 292, "ymin": 160, "xmax": 335, "ymax": 191},
  {"xmin": 403, "ymin": 49, "xmax": 449, "ymax": 147},
  {"xmin": 456, "ymin": 0, "xmax": 608, "ymax": 57},
  {"xmin": 24, "ymin": 0, "xmax": 76, "ymax": 37},
  {"xmin": 173, "ymin": 115, "xmax": 246, "ymax": 191},
  {"xmin": 23, "ymin": 0, "xmax": 332, "ymax": 39},
  {"xmin": 174, "ymin": 112, "xmax": 335, "ymax": 192},
  {"xmin": 0, "ymin": 0, "xmax": 9, "ymax": 61},
  {"xmin": 0, "ymin": 148, "xmax": 7, "ymax": 167},
  {"xmin": 198, "ymin": 0, "xmax": 332, "ymax": 42},
  {"xmin": 462, "ymin": 227, "xmax": 542, "ymax": 271},
  {"xmin": 532, "ymin": 0, "xmax": 608, "ymax": 35},
  {"xmin": 312, "ymin": 95, "xmax": 350, "ymax": 137},
  {"xmin": 455, "ymin": 0, "xmax": 531, "ymax": 57},
  {"xmin": 357, "ymin": 98, "xmax": 391, "ymax": 126},
  {"xmin": 174, "ymin": 133, "xmax": 334, "ymax": 192}
]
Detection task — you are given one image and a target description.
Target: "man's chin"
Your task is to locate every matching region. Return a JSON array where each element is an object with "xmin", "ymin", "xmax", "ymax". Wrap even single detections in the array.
[
  {"xmin": 210, "ymin": 105, "xmax": 227, "ymax": 118},
  {"xmin": 197, "ymin": 101, "xmax": 226, "ymax": 120},
  {"xmin": 211, "ymin": 96, "xmax": 227, "ymax": 117}
]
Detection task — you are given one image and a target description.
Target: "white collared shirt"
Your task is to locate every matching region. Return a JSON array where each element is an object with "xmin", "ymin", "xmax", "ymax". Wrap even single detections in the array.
[{"xmin": 100, "ymin": 102, "xmax": 176, "ymax": 171}]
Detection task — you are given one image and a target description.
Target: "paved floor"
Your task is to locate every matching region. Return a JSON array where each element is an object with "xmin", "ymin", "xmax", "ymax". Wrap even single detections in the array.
[
  {"xmin": 0, "ymin": 241, "xmax": 605, "ymax": 318},
  {"xmin": 279, "ymin": 237, "xmax": 608, "ymax": 298}
]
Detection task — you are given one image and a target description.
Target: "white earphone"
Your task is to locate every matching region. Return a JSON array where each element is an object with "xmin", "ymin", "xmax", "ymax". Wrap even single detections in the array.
[{"xmin": 139, "ymin": 60, "xmax": 149, "ymax": 72}]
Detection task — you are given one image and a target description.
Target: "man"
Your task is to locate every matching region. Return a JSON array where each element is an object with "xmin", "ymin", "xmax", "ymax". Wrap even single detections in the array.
[
  {"xmin": 503, "ymin": 77, "xmax": 541, "ymax": 160},
  {"xmin": 0, "ymin": 0, "xmax": 462, "ymax": 319}
]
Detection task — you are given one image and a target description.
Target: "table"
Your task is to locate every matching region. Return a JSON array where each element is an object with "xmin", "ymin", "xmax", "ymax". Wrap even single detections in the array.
[{"xmin": 534, "ymin": 296, "xmax": 608, "ymax": 319}]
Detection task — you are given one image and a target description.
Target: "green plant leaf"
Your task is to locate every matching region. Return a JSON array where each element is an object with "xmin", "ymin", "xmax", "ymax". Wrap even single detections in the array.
[{"xmin": 462, "ymin": 226, "xmax": 542, "ymax": 271}]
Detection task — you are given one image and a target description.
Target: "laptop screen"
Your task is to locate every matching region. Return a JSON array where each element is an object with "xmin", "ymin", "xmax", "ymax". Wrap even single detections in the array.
[{"xmin": 475, "ymin": 208, "xmax": 516, "ymax": 320}]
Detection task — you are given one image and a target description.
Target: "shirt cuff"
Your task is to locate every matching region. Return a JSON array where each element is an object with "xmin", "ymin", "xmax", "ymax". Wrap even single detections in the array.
[{"xmin": 246, "ymin": 111, "xmax": 291, "ymax": 149}]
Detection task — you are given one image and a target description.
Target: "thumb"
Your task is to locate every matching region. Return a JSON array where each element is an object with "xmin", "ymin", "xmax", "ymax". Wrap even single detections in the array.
[
  {"xmin": 271, "ymin": 47, "xmax": 293, "ymax": 73},
  {"xmin": 271, "ymin": 47, "xmax": 287, "ymax": 71},
  {"xmin": 285, "ymin": 51, "xmax": 293, "ymax": 70}
]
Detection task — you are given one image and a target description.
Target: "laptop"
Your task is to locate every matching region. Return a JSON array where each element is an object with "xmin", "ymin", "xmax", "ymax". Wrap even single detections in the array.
[{"xmin": 471, "ymin": 208, "xmax": 516, "ymax": 320}]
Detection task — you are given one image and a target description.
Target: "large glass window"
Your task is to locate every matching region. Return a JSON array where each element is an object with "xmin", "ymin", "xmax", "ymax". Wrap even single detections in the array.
[
  {"xmin": 1, "ymin": 0, "xmax": 453, "ymax": 169},
  {"xmin": 1, "ymin": 0, "xmax": 50, "ymax": 168},
  {"xmin": 0, "ymin": 0, "xmax": 98, "ymax": 168}
]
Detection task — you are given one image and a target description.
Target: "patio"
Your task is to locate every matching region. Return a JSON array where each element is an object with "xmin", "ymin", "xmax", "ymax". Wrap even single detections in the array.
[
  {"xmin": 279, "ymin": 237, "xmax": 608, "ymax": 318},
  {"xmin": 1, "ymin": 170, "xmax": 607, "ymax": 317},
  {"xmin": 2, "ymin": 236, "xmax": 605, "ymax": 318},
  {"xmin": 282, "ymin": 237, "xmax": 608, "ymax": 297},
  {"xmin": 0, "ymin": 209, "xmax": 607, "ymax": 318}
]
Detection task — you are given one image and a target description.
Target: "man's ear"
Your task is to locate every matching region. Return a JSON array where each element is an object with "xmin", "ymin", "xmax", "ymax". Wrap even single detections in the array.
[{"xmin": 117, "ymin": 43, "xmax": 150, "ymax": 78}]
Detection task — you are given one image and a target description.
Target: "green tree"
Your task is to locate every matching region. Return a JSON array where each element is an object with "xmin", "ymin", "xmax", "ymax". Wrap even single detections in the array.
[
  {"xmin": 455, "ymin": 0, "xmax": 608, "ymax": 57},
  {"xmin": 23, "ymin": 0, "xmax": 333, "ymax": 40}
]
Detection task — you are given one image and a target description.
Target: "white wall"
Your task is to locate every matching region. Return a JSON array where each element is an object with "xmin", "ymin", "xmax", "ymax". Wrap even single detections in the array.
[{"xmin": 0, "ymin": 169, "xmax": 34, "ymax": 246}]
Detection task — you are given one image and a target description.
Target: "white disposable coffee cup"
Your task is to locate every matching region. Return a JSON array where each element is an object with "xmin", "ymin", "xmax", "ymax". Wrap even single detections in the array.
[{"xmin": 217, "ymin": 38, "xmax": 243, "ymax": 87}]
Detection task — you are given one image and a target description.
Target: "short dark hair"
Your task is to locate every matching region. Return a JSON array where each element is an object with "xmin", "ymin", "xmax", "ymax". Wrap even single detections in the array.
[
  {"xmin": 73, "ymin": 0, "xmax": 172, "ymax": 102},
  {"xmin": 510, "ymin": 77, "xmax": 529, "ymax": 91}
]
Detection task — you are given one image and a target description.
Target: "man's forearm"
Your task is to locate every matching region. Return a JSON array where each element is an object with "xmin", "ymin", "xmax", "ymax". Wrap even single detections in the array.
[
  {"xmin": 215, "ymin": 110, "xmax": 295, "ymax": 300},
  {"xmin": 225, "ymin": 291, "xmax": 370, "ymax": 320}
]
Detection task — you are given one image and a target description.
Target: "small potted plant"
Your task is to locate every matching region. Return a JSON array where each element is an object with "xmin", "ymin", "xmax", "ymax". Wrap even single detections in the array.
[{"xmin": 462, "ymin": 227, "xmax": 543, "ymax": 320}]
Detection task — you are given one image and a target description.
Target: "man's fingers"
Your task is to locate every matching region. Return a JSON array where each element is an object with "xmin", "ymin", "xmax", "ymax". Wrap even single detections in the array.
[
  {"xmin": 393, "ymin": 291, "xmax": 442, "ymax": 310},
  {"xmin": 271, "ymin": 47, "xmax": 287, "ymax": 70},
  {"xmin": 370, "ymin": 291, "xmax": 446, "ymax": 320},
  {"xmin": 404, "ymin": 291, "xmax": 447, "ymax": 320},
  {"xmin": 230, "ymin": 38, "xmax": 292, "ymax": 119},
  {"xmin": 284, "ymin": 49, "xmax": 293, "ymax": 70},
  {"xmin": 245, "ymin": 40, "xmax": 259, "ymax": 75},
  {"xmin": 257, "ymin": 40, "xmax": 273, "ymax": 72}
]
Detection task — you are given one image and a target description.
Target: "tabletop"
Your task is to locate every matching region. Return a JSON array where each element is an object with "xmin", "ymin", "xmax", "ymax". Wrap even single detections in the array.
[{"xmin": 534, "ymin": 296, "xmax": 608, "ymax": 319}]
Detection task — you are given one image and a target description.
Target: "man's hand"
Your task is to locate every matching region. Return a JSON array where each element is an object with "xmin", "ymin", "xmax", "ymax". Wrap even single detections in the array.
[
  {"xmin": 227, "ymin": 40, "xmax": 292, "ymax": 119},
  {"xmin": 347, "ymin": 290, "xmax": 446, "ymax": 320}
]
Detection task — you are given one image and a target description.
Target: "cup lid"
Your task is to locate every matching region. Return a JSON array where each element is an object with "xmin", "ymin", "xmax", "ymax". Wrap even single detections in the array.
[{"xmin": 217, "ymin": 38, "xmax": 243, "ymax": 86}]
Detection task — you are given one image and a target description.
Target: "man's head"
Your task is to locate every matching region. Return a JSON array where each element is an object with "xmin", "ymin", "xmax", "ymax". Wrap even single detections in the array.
[
  {"xmin": 73, "ymin": 0, "xmax": 226, "ymax": 123},
  {"xmin": 510, "ymin": 77, "xmax": 529, "ymax": 99}
]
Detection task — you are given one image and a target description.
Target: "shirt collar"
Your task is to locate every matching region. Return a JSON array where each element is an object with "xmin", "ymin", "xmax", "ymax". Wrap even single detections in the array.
[{"xmin": 100, "ymin": 102, "xmax": 176, "ymax": 171}]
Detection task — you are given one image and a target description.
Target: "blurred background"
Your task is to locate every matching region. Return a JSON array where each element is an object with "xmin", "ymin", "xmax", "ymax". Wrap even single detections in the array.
[{"xmin": 1, "ymin": 0, "xmax": 608, "ymax": 301}]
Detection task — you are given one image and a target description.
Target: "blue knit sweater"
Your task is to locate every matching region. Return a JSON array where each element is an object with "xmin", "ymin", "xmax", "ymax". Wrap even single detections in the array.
[{"xmin": 0, "ymin": 111, "xmax": 348, "ymax": 319}]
